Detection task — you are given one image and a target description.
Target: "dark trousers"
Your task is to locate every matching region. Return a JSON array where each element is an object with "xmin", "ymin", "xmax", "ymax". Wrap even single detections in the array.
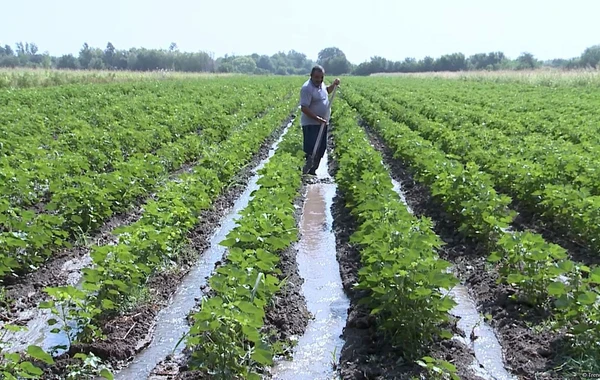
[{"xmin": 302, "ymin": 124, "xmax": 327, "ymax": 171}]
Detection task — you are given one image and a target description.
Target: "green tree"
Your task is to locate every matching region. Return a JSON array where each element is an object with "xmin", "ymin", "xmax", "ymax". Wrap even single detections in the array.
[
  {"xmin": 79, "ymin": 43, "xmax": 93, "ymax": 69},
  {"xmin": 468, "ymin": 52, "xmax": 506, "ymax": 70},
  {"xmin": 420, "ymin": 56, "xmax": 435, "ymax": 72},
  {"xmin": 580, "ymin": 45, "xmax": 600, "ymax": 68},
  {"xmin": 2, "ymin": 44, "xmax": 14, "ymax": 56},
  {"xmin": 232, "ymin": 56, "xmax": 257, "ymax": 73},
  {"xmin": 57, "ymin": 54, "xmax": 79, "ymax": 69},
  {"xmin": 516, "ymin": 52, "xmax": 538, "ymax": 70},
  {"xmin": 435, "ymin": 53, "xmax": 467, "ymax": 71},
  {"xmin": 256, "ymin": 55, "xmax": 273, "ymax": 71},
  {"xmin": 88, "ymin": 57, "xmax": 105, "ymax": 70},
  {"xmin": 104, "ymin": 42, "xmax": 116, "ymax": 68},
  {"xmin": 317, "ymin": 47, "xmax": 351, "ymax": 75}
]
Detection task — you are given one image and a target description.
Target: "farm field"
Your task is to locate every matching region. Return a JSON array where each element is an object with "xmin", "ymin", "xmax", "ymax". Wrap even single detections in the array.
[{"xmin": 1, "ymin": 73, "xmax": 599, "ymax": 380}]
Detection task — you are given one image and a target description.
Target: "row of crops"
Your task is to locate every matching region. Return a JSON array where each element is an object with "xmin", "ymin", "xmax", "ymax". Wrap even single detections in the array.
[
  {"xmin": 339, "ymin": 77, "xmax": 600, "ymax": 377},
  {"xmin": 1, "ymin": 75, "xmax": 598, "ymax": 379},
  {"xmin": 0, "ymin": 77, "xmax": 305, "ymax": 379},
  {"xmin": 0, "ymin": 78, "xmax": 301, "ymax": 280}
]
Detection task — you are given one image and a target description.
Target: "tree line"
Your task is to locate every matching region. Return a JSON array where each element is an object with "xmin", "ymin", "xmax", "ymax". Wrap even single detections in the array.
[{"xmin": 0, "ymin": 41, "xmax": 598, "ymax": 75}]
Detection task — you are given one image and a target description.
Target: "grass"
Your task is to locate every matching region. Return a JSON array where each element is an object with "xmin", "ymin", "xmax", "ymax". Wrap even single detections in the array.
[
  {"xmin": 3, "ymin": 67, "xmax": 599, "ymax": 89},
  {"xmin": 0, "ymin": 68, "xmax": 240, "ymax": 89},
  {"xmin": 371, "ymin": 68, "xmax": 600, "ymax": 87}
]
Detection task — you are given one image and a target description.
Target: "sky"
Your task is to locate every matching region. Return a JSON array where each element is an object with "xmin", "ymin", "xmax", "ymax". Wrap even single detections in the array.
[{"xmin": 1, "ymin": 0, "xmax": 599, "ymax": 63}]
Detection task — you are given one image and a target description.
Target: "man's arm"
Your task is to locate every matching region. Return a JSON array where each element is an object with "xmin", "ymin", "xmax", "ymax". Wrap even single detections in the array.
[{"xmin": 326, "ymin": 78, "xmax": 341, "ymax": 94}]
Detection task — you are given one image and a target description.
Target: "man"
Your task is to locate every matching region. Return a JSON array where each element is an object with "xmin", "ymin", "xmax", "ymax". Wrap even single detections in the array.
[{"xmin": 300, "ymin": 65, "xmax": 340, "ymax": 175}]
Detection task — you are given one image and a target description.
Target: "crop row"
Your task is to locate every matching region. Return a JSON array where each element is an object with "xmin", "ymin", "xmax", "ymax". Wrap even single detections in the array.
[
  {"xmin": 0, "ymin": 78, "xmax": 296, "ymax": 154},
  {"xmin": 182, "ymin": 115, "xmax": 305, "ymax": 379},
  {"xmin": 369, "ymin": 80, "xmax": 600, "ymax": 191},
  {"xmin": 353, "ymin": 83, "xmax": 600, "ymax": 254},
  {"xmin": 1, "ymin": 79, "xmax": 294, "ymax": 207},
  {"xmin": 366, "ymin": 77, "xmax": 600, "ymax": 129},
  {"xmin": 0, "ymin": 100, "xmax": 297, "ymax": 380},
  {"xmin": 328, "ymin": 99, "xmax": 460, "ymax": 377},
  {"xmin": 0, "ymin": 80, "xmax": 297, "ymax": 281},
  {"xmin": 36, "ymin": 96, "xmax": 298, "ymax": 350},
  {"xmin": 342, "ymin": 88, "xmax": 600, "ymax": 365}
]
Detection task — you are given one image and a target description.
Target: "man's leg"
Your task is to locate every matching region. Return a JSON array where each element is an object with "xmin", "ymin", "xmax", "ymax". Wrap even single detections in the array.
[
  {"xmin": 302, "ymin": 125, "xmax": 312, "ymax": 158},
  {"xmin": 309, "ymin": 124, "xmax": 328, "ymax": 174},
  {"xmin": 302, "ymin": 125, "xmax": 319, "ymax": 174}
]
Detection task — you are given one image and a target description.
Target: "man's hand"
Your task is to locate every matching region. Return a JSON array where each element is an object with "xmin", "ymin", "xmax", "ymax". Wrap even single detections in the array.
[
  {"xmin": 301, "ymin": 105, "xmax": 328, "ymax": 125},
  {"xmin": 327, "ymin": 78, "xmax": 341, "ymax": 94},
  {"xmin": 316, "ymin": 116, "xmax": 328, "ymax": 125}
]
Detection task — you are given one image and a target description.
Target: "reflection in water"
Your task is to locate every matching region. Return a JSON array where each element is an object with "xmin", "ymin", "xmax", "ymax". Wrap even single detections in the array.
[
  {"xmin": 272, "ymin": 151, "xmax": 349, "ymax": 380},
  {"xmin": 302, "ymin": 186, "xmax": 327, "ymax": 255}
]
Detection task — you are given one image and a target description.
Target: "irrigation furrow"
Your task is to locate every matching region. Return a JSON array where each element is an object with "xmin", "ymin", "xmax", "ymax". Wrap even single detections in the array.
[
  {"xmin": 359, "ymin": 115, "xmax": 517, "ymax": 380},
  {"xmin": 1, "ymin": 96, "xmax": 293, "ymax": 321},
  {"xmin": 1, "ymin": 107, "xmax": 298, "ymax": 380},
  {"xmin": 356, "ymin": 85, "xmax": 600, "ymax": 261},
  {"xmin": 0, "ymin": 105, "xmax": 294, "ymax": 352},
  {"xmin": 270, "ymin": 149, "xmax": 349, "ymax": 380},
  {"xmin": 345, "ymin": 94, "xmax": 563, "ymax": 379},
  {"xmin": 0, "ymin": 83, "xmax": 297, "ymax": 288},
  {"xmin": 148, "ymin": 113, "xmax": 308, "ymax": 379},
  {"xmin": 325, "ymin": 106, "xmax": 481, "ymax": 380},
  {"xmin": 114, "ymin": 117, "xmax": 298, "ymax": 380}
]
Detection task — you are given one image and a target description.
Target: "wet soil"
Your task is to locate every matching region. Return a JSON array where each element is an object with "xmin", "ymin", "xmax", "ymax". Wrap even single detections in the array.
[
  {"xmin": 270, "ymin": 169, "xmax": 349, "ymax": 379},
  {"xmin": 360, "ymin": 120, "xmax": 564, "ymax": 380},
  {"xmin": 151, "ymin": 121, "xmax": 311, "ymax": 379},
  {"xmin": 326, "ymin": 132, "xmax": 481, "ymax": 380},
  {"xmin": 2, "ymin": 207, "xmax": 144, "ymax": 322},
  {"xmin": 38, "ymin": 115, "xmax": 295, "ymax": 379}
]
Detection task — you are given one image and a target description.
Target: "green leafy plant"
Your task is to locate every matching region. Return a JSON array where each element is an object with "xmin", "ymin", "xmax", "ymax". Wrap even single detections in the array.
[
  {"xmin": 0, "ymin": 325, "xmax": 52, "ymax": 380},
  {"xmin": 342, "ymin": 80, "xmax": 600, "ymax": 369},
  {"xmin": 330, "ymin": 101, "xmax": 459, "ymax": 361},
  {"xmin": 184, "ymin": 117, "xmax": 304, "ymax": 378},
  {"xmin": 416, "ymin": 356, "xmax": 460, "ymax": 380},
  {"xmin": 0, "ymin": 77, "xmax": 299, "ymax": 283},
  {"xmin": 66, "ymin": 352, "xmax": 113, "ymax": 380}
]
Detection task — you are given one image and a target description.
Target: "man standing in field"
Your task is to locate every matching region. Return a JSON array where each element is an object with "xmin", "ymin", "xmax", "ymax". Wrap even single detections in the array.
[{"xmin": 300, "ymin": 65, "xmax": 340, "ymax": 175}]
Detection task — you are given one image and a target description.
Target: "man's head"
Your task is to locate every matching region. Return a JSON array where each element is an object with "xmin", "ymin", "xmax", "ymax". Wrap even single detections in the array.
[{"xmin": 310, "ymin": 65, "xmax": 325, "ymax": 86}]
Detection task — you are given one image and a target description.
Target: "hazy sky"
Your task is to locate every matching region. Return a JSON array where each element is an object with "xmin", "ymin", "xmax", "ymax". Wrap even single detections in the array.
[{"xmin": 2, "ymin": 0, "xmax": 598, "ymax": 63}]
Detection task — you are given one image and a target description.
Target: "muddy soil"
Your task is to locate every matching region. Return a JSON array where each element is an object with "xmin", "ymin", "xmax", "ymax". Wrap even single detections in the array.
[
  {"xmin": 169, "ymin": 193, "xmax": 312, "ymax": 379},
  {"xmin": 360, "ymin": 121, "xmax": 564, "ymax": 380},
  {"xmin": 326, "ymin": 133, "xmax": 481, "ymax": 380},
  {"xmin": 262, "ymin": 185, "xmax": 311, "ymax": 349},
  {"xmin": 38, "ymin": 115, "xmax": 296, "ymax": 379},
  {"xmin": 2, "ymin": 207, "xmax": 144, "ymax": 322}
]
